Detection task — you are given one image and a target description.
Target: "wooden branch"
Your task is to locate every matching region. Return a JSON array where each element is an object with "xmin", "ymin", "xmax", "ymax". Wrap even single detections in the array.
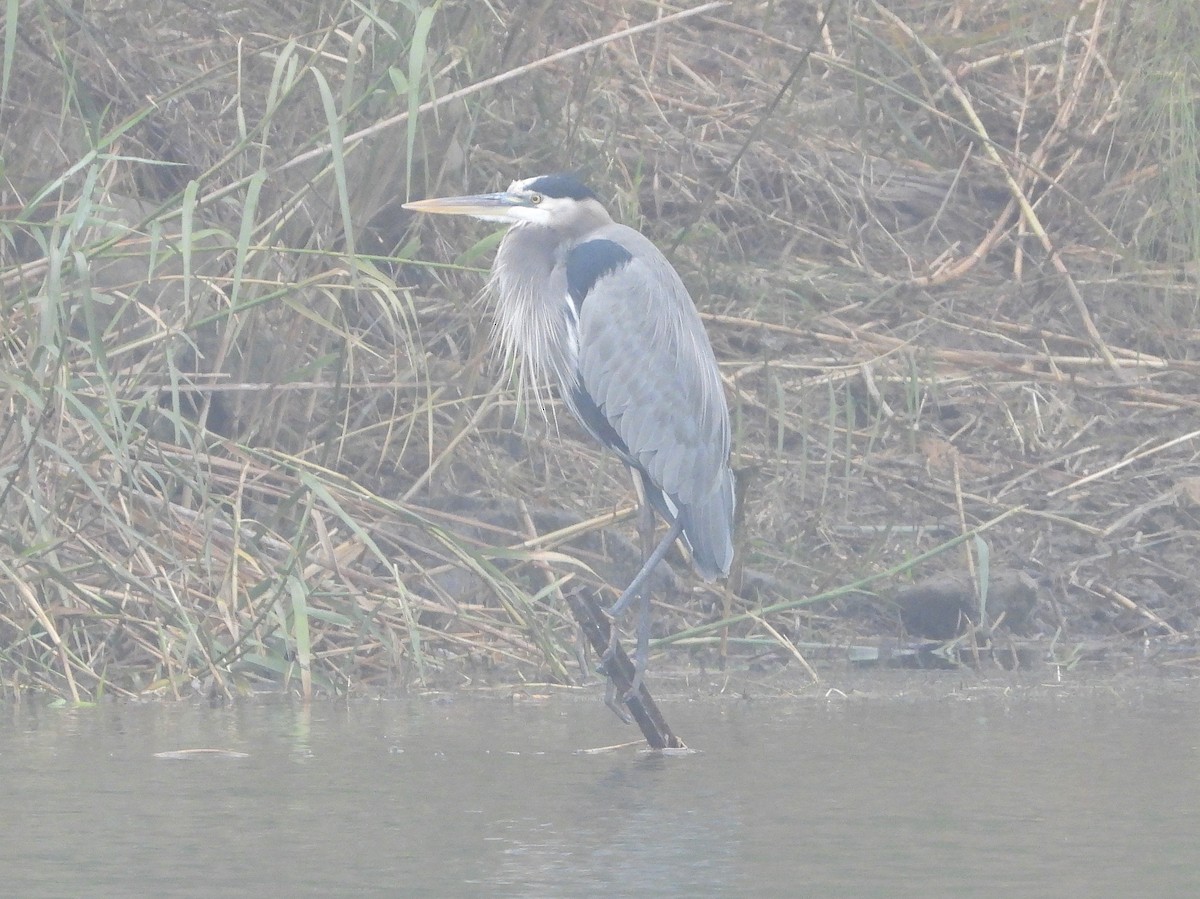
[{"xmin": 565, "ymin": 589, "xmax": 685, "ymax": 750}]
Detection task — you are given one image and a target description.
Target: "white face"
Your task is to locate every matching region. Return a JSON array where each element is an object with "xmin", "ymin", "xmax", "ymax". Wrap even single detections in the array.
[{"xmin": 499, "ymin": 177, "xmax": 576, "ymax": 226}]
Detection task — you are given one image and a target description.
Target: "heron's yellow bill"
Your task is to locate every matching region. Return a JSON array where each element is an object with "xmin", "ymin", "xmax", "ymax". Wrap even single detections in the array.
[{"xmin": 402, "ymin": 192, "xmax": 532, "ymax": 219}]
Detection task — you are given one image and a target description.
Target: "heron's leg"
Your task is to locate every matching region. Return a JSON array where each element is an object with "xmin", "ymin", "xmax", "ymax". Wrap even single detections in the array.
[
  {"xmin": 629, "ymin": 589, "xmax": 651, "ymax": 697},
  {"xmin": 603, "ymin": 517, "xmax": 684, "ymax": 694},
  {"xmin": 628, "ymin": 474, "xmax": 657, "ymax": 696},
  {"xmin": 632, "ymin": 474, "xmax": 657, "ymax": 562},
  {"xmin": 607, "ymin": 517, "xmax": 682, "ymax": 618}
]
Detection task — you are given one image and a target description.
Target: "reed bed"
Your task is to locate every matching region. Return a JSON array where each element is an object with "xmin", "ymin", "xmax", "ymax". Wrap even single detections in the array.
[{"xmin": 1, "ymin": 0, "xmax": 1197, "ymax": 702}]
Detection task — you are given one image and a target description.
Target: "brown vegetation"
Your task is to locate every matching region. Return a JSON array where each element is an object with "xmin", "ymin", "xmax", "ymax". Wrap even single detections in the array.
[{"xmin": 1, "ymin": 0, "xmax": 1198, "ymax": 702}]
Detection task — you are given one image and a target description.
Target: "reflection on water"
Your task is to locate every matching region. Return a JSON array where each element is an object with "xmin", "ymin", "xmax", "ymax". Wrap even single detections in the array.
[{"xmin": 2, "ymin": 676, "xmax": 1198, "ymax": 896}]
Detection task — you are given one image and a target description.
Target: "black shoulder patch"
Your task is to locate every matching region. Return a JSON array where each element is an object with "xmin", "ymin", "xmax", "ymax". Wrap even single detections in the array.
[
  {"xmin": 524, "ymin": 173, "xmax": 597, "ymax": 201},
  {"xmin": 565, "ymin": 239, "xmax": 633, "ymax": 312}
]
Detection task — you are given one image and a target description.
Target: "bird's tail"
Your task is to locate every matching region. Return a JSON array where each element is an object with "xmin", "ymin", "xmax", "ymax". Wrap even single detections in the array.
[{"xmin": 675, "ymin": 469, "xmax": 735, "ymax": 581}]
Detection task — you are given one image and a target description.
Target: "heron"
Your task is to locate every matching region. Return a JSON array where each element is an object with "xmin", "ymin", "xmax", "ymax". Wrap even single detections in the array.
[{"xmin": 403, "ymin": 173, "xmax": 733, "ymax": 697}]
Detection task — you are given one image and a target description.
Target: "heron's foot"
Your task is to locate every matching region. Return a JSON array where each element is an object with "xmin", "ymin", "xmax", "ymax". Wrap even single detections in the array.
[
  {"xmin": 597, "ymin": 637, "xmax": 632, "ymax": 723},
  {"xmin": 597, "ymin": 611, "xmax": 646, "ymax": 713},
  {"xmin": 622, "ymin": 602, "xmax": 651, "ymax": 700},
  {"xmin": 602, "ymin": 673, "xmax": 632, "ymax": 724},
  {"xmin": 599, "ymin": 597, "xmax": 651, "ymax": 703},
  {"xmin": 598, "ymin": 615, "xmax": 622, "ymax": 673}
]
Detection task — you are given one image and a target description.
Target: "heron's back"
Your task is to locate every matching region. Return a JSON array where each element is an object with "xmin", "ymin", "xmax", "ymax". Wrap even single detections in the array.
[{"xmin": 564, "ymin": 223, "xmax": 735, "ymax": 579}]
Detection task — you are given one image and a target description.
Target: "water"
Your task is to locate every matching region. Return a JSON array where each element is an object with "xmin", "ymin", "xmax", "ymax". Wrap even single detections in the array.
[{"xmin": 2, "ymin": 676, "xmax": 1198, "ymax": 897}]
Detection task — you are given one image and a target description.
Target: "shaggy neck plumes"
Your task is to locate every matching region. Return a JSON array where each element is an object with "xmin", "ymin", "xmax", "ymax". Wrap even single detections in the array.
[{"xmin": 487, "ymin": 223, "xmax": 577, "ymax": 413}]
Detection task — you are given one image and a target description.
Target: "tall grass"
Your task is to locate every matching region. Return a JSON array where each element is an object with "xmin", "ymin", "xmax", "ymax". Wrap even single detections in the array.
[
  {"xmin": 2, "ymin": 0, "xmax": 1197, "ymax": 702},
  {"xmin": 0, "ymin": 0, "xmax": 579, "ymax": 702},
  {"xmin": 1115, "ymin": 0, "xmax": 1200, "ymax": 331}
]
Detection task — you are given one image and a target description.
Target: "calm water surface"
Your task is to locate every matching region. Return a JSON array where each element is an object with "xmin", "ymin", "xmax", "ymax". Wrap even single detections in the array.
[{"xmin": 2, "ymin": 676, "xmax": 1198, "ymax": 897}]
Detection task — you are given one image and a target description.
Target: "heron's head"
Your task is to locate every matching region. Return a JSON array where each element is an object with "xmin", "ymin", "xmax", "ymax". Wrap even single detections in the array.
[{"xmin": 403, "ymin": 174, "xmax": 610, "ymax": 233}]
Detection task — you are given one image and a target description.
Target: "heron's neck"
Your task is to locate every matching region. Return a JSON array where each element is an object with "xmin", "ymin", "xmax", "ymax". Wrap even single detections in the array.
[{"xmin": 488, "ymin": 225, "xmax": 576, "ymax": 405}]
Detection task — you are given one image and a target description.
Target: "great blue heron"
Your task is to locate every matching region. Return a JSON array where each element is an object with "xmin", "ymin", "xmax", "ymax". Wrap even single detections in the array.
[{"xmin": 403, "ymin": 174, "xmax": 733, "ymax": 696}]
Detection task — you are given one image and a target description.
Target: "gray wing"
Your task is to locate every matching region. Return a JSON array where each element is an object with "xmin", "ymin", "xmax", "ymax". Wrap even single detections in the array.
[{"xmin": 565, "ymin": 224, "xmax": 734, "ymax": 579}]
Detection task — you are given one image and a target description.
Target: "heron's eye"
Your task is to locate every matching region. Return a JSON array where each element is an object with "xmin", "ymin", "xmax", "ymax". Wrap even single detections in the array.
[{"xmin": 529, "ymin": 193, "xmax": 543, "ymax": 205}]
